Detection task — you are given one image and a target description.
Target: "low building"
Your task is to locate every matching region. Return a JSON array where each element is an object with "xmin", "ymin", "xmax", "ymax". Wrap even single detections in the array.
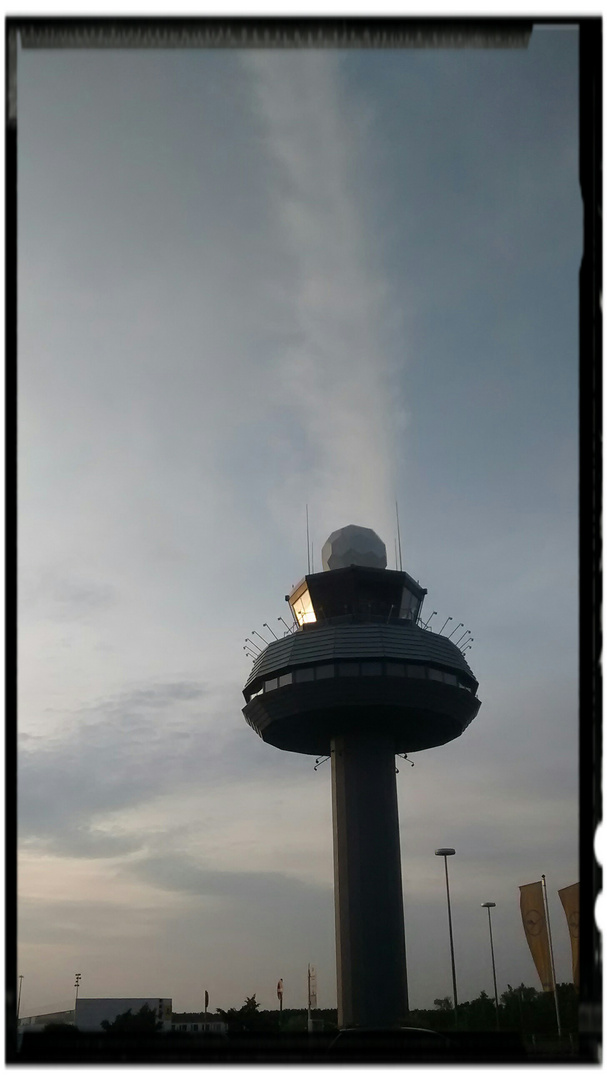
[
  {"xmin": 20, "ymin": 998, "xmax": 173, "ymax": 1032},
  {"xmin": 170, "ymin": 1013, "xmax": 227, "ymax": 1035},
  {"xmin": 18, "ymin": 1010, "xmax": 74, "ymax": 1031}
]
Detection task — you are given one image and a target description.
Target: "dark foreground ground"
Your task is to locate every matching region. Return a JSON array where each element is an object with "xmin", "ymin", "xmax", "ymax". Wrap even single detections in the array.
[{"xmin": 10, "ymin": 1028, "xmax": 596, "ymax": 1065}]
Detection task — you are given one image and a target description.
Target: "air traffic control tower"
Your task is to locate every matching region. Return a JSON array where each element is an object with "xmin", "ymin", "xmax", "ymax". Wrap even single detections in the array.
[{"xmin": 242, "ymin": 525, "xmax": 481, "ymax": 1029}]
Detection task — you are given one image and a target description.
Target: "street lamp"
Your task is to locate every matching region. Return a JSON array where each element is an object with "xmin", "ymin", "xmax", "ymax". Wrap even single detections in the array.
[
  {"xmin": 435, "ymin": 848, "xmax": 458, "ymax": 1024},
  {"xmin": 17, "ymin": 975, "xmax": 23, "ymax": 1021},
  {"xmin": 481, "ymin": 902, "xmax": 500, "ymax": 1030},
  {"xmin": 74, "ymin": 973, "xmax": 82, "ymax": 1013}
]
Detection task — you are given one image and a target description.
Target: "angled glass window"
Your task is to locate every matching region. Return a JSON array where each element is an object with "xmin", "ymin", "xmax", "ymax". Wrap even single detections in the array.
[
  {"xmin": 278, "ymin": 672, "xmax": 293, "ymax": 687},
  {"xmin": 290, "ymin": 584, "xmax": 316, "ymax": 627},
  {"xmin": 399, "ymin": 586, "xmax": 422, "ymax": 622},
  {"xmin": 443, "ymin": 672, "xmax": 457, "ymax": 685},
  {"xmin": 428, "ymin": 668, "xmax": 444, "ymax": 681},
  {"xmin": 294, "ymin": 667, "xmax": 314, "ymax": 682},
  {"xmin": 264, "ymin": 677, "xmax": 278, "ymax": 692}
]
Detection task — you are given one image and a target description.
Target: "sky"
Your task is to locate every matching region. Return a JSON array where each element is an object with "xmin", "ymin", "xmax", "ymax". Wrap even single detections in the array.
[{"xmin": 17, "ymin": 25, "xmax": 581, "ymax": 1019}]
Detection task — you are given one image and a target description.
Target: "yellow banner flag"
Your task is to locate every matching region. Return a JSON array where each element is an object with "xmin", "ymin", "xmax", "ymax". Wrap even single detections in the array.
[
  {"xmin": 558, "ymin": 882, "xmax": 579, "ymax": 990},
  {"xmin": 519, "ymin": 881, "xmax": 553, "ymax": 992}
]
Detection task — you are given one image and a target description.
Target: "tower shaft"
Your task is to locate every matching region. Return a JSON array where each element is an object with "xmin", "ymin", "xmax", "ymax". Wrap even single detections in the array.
[{"xmin": 331, "ymin": 730, "xmax": 408, "ymax": 1028}]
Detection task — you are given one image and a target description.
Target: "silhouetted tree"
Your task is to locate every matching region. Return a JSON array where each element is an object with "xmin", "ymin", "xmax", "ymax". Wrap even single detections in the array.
[
  {"xmin": 433, "ymin": 997, "xmax": 453, "ymax": 1012},
  {"xmin": 101, "ymin": 1004, "xmax": 161, "ymax": 1038}
]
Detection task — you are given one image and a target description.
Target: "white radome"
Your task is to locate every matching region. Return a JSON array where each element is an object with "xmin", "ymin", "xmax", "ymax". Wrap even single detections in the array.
[{"xmin": 321, "ymin": 524, "xmax": 387, "ymax": 572}]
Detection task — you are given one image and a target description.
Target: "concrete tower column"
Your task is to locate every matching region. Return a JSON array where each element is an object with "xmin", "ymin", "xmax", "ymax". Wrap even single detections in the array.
[{"xmin": 331, "ymin": 729, "xmax": 408, "ymax": 1029}]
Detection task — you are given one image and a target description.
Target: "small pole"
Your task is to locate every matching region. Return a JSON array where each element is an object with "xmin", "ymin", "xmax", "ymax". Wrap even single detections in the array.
[
  {"xmin": 482, "ymin": 903, "xmax": 500, "ymax": 1030},
  {"xmin": 277, "ymin": 979, "xmax": 283, "ymax": 1029},
  {"xmin": 74, "ymin": 973, "xmax": 82, "ymax": 1017},
  {"xmin": 444, "ymin": 860, "xmax": 458, "ymax": 1023},
  {"xmin": 436, "ymin": 849, "xmax": 458, "ymax": 1027},
  {"xmin": 541, "ymin": 875, "xmax": 561, "ymax": 1037},
  {"xmin": 395, "ymin": 501, "xmax": 403, "ymax": 571},
  {"xmin": 306, "ymin": 505, "xmax": 311, "ymax": 575},
  {"xmin": 17, "ymin": 975, "xmax": 23, "ymax": 1021},
  {"xmin": 307, "ymin": 964, "xmax": 311, "ymax": 1030}
]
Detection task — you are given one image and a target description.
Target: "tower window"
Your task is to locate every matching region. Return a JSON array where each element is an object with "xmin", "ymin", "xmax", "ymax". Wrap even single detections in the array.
[
  {"xmin": 338, "ymin": 662, "xmax": 359, "ymax": 677},
  {"xmin": 406, "ymin": 664, "xmax": 425, "ymax": 679},
  {"xmin": 386, "ymin": 662, "xmax": 406, "ymax": 677},
  {"xmin": 316, "ymin": 664, "xmax": 335, "ymax": 679},
  {"xmin": 360, "ymin": 661, "xmax": 382, "ymax": 676}
]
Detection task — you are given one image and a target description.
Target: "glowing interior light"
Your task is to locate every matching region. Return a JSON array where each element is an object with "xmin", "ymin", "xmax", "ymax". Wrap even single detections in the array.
[{"xmin": 291, "ymin": 587, "xmax": 316, "ymax": 627}]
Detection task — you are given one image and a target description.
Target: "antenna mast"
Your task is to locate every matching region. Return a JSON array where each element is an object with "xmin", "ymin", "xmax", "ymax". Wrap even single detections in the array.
[
  {"xmin": 395, "ymin": 501, "xmax": 403, "ymax": 571},
  {"xmin": 306, "ymin": 504, "xmax": 311, "ymax": 575}
]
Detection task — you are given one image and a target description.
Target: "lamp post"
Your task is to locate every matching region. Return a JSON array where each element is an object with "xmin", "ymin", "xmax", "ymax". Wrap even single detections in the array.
[
  {"xmin": 481, "ymin": 902, "xmax": 499, "ymax": 1030},
  {"xmin": 17, "ymin": 975, "xmax": 23, "ymax": 1021},
  {"xmin": 435, "ymin": 848, "xmax": 458, "ymax": 1025},
  {"xmin": 74, "ymin": 973, "xmax": 82, "ymax": 1014}
]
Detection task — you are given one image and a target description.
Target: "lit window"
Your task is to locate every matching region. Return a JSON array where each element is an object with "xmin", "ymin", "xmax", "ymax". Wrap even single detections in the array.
[
  {"xmin": 361, "ymin": 661, "xmax": 382, "ymax": 676},
  {"xmin": 279, "ymin": 672, "xmax": 293, "ymax": 687},
  {"xmin": 316, "ymin": 664, "xmax": 335, "ymax": 679},
  {"xmin": 295, "ymin": 667, "xmax": 314, "ymax": 682},
  {"xmin": 291, "ymin": 586, "xmax": 316, "ymax": 627}
]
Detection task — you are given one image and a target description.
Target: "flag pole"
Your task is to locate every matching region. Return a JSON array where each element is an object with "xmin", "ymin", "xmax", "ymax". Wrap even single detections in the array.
[
  {"xmin": 307, "ymin": 964, "xmax": 311, "ymax": 1029},
  {"xmin": 541, "ymin": 874, "xmax": 562, "ymax": 1037}
]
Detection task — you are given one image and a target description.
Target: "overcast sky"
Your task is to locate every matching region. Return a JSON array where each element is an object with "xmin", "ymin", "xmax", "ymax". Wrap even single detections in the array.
[{"xmin": 17, "ymin": 25, "xmax": 580, "ymax": 1018}]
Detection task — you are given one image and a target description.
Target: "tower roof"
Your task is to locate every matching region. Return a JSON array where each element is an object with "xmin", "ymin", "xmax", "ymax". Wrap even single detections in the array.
[{"xmin": 243, "ymin": 621, "xmax": 476, "ymax": 697}]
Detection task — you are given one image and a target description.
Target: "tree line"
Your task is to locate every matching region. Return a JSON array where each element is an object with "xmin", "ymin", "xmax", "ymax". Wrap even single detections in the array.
[{"xmin": 42, "ymin": 982, "xmax": 577, "ymax": 1038}]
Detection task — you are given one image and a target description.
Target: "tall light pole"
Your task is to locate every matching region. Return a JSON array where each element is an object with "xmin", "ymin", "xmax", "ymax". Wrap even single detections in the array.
[
  {"xmin": 435, "ymin": 848, "xmax": 458, "ymax": 1025},
  {"xmin": 74, "ymin": 973, "xmax": 82, "ymax": 1014},
  {"xmin": 17, "ymin": 975, "xmax": 23, "ymax": 1021},
  {"xmin": 481, "ymin": 902, "xmax": 499, "ymax": 1029}
]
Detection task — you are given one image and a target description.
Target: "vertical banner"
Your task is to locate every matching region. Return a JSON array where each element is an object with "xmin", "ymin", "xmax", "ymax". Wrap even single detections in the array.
[
  {"xmin": 558, "ymin": 882, "xmax": 579, "ymax": 990},
  {"xmin": 519, "ymin": 881, "xmax": 553, "ymax": 991},
  {"xmin": 277, "ymin": 979, "xmax": 284, "ymax": 1006},
  {"xmin": 204, "ymin": 990, "xmax": 209, "ymax": 1011},
  {"xmin": 308, "ymin": 964, "xmax": 317, "ymax": 1009}
]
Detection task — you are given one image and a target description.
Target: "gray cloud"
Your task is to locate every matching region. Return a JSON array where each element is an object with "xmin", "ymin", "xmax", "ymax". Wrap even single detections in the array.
[
  {"xmin": 128, "ymin": 851, "xmax": 331, "ymax": 906},
  {"xmin": 18, "ymin": 678, "xmax": 309, "ymax": 859},
  {"xmin": 20, "ymin": 569, "xmax": 115, "ymax": 622}
]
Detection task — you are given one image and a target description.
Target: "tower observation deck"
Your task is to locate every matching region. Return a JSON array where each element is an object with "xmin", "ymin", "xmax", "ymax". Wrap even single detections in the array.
[{"xmin": 242, "ymin": 524, "xmax": 481, "ymax": 1029}]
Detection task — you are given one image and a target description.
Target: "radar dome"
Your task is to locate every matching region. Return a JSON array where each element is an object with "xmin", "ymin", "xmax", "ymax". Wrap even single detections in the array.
[{"xmin": 321, "ymin": 524, "xmax": 387, "ymax": 572}]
